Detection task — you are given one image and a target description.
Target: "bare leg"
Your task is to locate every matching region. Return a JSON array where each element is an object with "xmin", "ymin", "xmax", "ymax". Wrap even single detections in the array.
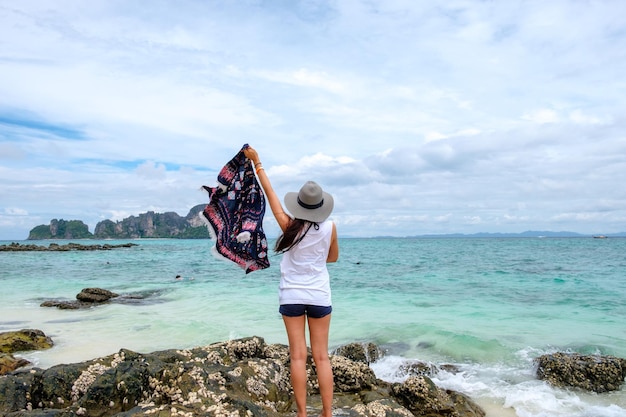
[
  {"xmin": 308, "ymin": 314, "xmax": 333, "ymax": 417},
  {"xmin": 283, "ymin": 315, "xmax": 308, "ymax": 417}
]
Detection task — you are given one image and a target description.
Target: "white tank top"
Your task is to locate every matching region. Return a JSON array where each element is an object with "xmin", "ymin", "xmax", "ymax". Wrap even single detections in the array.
[{"xmin": 279, "ymin": 220, "xmax": 333, "ymax": 306}]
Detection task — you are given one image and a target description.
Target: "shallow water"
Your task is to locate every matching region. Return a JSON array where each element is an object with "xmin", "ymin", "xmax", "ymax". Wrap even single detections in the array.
[{"xmin": 1, "ymin": 237, "xmax": 625, "ymax": 416}]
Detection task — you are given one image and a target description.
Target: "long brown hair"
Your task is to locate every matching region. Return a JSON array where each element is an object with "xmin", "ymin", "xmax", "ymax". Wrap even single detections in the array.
[{"xmin": 275, "ymin": 218, "xmax": 319, "ymax": 253}]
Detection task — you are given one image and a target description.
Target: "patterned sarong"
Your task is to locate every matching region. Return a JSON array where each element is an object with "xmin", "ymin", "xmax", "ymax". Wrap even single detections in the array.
[{"xmin": 202, "ymin": 144, "xmax": 270, "ymax": 273}]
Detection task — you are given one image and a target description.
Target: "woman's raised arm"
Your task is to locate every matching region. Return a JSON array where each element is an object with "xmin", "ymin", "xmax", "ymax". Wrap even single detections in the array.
[{"xmin": 243, "ymin": 146, "xmax": 291, "ymax": 232}]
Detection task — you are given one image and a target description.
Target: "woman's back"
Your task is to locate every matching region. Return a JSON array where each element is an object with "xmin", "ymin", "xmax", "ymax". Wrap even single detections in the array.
[{"xmin": 279, "ymin": 220, "xmax": 334, "ymax": 306}]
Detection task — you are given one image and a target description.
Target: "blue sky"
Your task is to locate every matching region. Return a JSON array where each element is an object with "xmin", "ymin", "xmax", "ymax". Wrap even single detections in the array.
[{"xmin": 1, "ymin": 0, "xmax": 625, "ymax": 239}]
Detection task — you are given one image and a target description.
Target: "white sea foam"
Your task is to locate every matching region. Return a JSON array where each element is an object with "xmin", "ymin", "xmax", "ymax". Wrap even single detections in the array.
[{"xmin": 371, "ymin": 353, "xmax": 626, "ymax": 417}]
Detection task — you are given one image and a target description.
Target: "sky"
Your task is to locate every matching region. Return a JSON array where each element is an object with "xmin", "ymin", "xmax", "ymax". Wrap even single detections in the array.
[{"xmin": 1, "ymin": 0, "xmax": 626, "ymax": 239}]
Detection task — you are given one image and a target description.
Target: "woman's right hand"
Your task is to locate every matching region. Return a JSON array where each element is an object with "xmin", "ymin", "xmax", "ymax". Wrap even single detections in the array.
[{"xmin": 243, "ymin": 146, "xmax": 260, "ymax": 165}]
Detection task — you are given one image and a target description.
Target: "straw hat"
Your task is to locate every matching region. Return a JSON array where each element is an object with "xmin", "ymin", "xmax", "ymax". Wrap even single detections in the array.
[{"xmin": 284, "ymin": 181, "xmax": 334, "ymax": 223}]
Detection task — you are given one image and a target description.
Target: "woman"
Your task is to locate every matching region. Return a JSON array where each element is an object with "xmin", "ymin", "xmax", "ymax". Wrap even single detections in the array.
[{"xmin": 244, "ymin": 146, "xmax": 339, "ymax": 417}]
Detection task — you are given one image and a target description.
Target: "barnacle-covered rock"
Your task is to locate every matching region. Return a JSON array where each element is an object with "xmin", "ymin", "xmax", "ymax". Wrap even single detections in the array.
[
  {"xmin": 330, "ymin": 355, "xmax": 378, "ymax": 392},
  {"xmin": 391, "ymin": 375, "xmax": 485, "ymax": 417},
  {"xmin": 0, "ymin": 336, "xmax": 486, "ymax": 417},
  {"xmin": 535, "ymin": 352, "xmax": 626, "ymax": 393},
  {"xmin": 333, "ymin": 342, "xmax": 382, "ymax": 364}
]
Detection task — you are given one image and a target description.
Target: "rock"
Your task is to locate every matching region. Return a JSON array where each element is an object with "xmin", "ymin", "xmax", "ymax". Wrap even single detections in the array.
[
  {"xmin": 330, "ymin": 355, "xmax": 378, "ymax": 392},
  {"xmin": 333, "ymin": 342, "xmax": 382, "ymax": 364},
  {"xmin": 397, "ymin": 360, "xmax": 461, "ymax": 378},
  {"xmin": 0, "ymin": 329, "xmax": 53, "ymax": 375},
  {"xmin": 445, "ymin": 389, "xmax": 488, "ymax": 417},
  {"xmin": 333, "ymin": 342, "xmax": 460, "ymax": 381},
  {"xmin": 41, "ymin": 288, "xmax": 161, "ymax": 310},
  {"xmin": 391, "ymin": 375, "xmax": 485, "ymax": 417},
  {"xmin": 399, "ymin": 360, "xmax": 438, "ymax": 377},
  {"xmin": 0, "ymin": 353, "xmax": 31, "ymax": 375},
  {"xmin": 76, "ymin": 288, "xmax": 119, "ymax": 303},
  {"xmin": 0, "ymin": 242, "xmax": 139, "ymax": 251},
  {"xmin": 535, "ymin": 352, "xmax": 626, "ymax": 393},
  {"xmin": 440, "ymin": 364, "xmax": 461, "ymax": 374},
  {"xmin": 0, "ymin": 336, "xmax": 486, "ymax": 417},
  {"xmin": 40, "ymin": 300, "xmax": 81, "ymax": 310},
  {"xmin": 0, "ymin": 329, "xmax": 53, "ymax": 354}
]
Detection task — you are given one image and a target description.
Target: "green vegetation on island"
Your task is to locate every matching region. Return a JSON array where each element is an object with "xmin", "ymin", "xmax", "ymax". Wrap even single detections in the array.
[
  {"xmin": 27, "ymin": 204, "xmax": 211, "ymax": 240},
  {"xmin": 28, "ymin": 219, "xmax": 93, "ymax": 239}
]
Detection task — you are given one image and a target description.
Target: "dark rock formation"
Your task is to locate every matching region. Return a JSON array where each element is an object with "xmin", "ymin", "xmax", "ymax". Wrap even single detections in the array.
[
  {"xmin": 392, "ymin": 375, "xmax": 485, "ymax": 417},
  {"xmin": 0, "ymin": 242, "xmax": 138, "ymax": 251},
  {"xmin": 535, "ymin": 352, "xmax": 626, "ymax": 393},
  {"xmin": 330, "ymin": 344, "xmax": 461, "ymax": 381},
  {"xmin": 41, "ymin": 288, "xmax": 161, "ymax": 310},
  {"xmin": 397, "ymin": 360, "xmax": 461, "ymax": 378},
  {"xmin": 40, "ymin": 287, "xmax": 118, "ymax": 310},
  {"xmin": 0, "ymin": 336, "xmax": 486, "ymax": 417},
  {"xmin": 0, "ymin": 353, "xmax": 30, "ymax": 375},
  {"xmin": 333, "ymin": 342, "xmax": 382, "ymax": 365},
  {"xmin": 0, "ymin": 329, "xmax": 54, "ymax": 376},
  {"xmin": 39, "ymin": 300, "xmax": 83, "ymax": 310},
  {"xmin": 76, "ymin": 288, "xmax": 119, "ymax": 303},
  {"xmin": 0, "ymin": 329, "xmax": 53, "ymax": 354}
]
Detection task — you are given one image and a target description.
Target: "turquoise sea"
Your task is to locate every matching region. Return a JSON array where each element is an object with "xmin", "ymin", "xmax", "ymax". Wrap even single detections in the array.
[{"xmin": 1, "ymin": 237, "xmax": 625, "ymax": 417}]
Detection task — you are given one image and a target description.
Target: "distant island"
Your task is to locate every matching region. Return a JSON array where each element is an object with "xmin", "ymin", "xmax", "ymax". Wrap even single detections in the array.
[
  {"xmin": 27, "ymin": 204, "xmax": 211, "ymax": 240},
  {"xmin": 410, "ymin": 231, "xmax": 626, "ymax": 238},
  {"xmin": 365, "ymin": 231, "xmax": 626, "ymax": 239},
  {"xmin": 26, "ymin": 206, "xmax": 626, "ymax": 240}
]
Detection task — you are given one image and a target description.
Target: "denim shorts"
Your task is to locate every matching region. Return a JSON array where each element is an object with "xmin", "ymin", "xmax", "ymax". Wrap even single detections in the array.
[{"xmin": 279, "ymin": 304, "xmax": 332, "ymax": 318}]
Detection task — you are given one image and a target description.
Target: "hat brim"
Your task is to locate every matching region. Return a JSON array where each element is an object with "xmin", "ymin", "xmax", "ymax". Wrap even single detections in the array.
[{"xmin": 284, "ymin": 191, "xmax": 334, "ymax": 223}]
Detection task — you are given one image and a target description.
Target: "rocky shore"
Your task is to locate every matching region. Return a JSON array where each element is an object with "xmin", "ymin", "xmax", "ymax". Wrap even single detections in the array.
[
  {"xmin": 1, "ymin": 334, "xmax": 487, "ymax": 417},
  {"xmin": 1, "ymin": 329, "xmax": 625, "ymax": 417},
  {"xmin": 0, "ymin": 242, "xmax": 139, "ymax": 252}
]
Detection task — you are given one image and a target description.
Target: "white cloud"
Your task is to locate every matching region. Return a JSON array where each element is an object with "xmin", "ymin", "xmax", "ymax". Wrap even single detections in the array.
[
  {"xmin": 568, "ymin": 110, "xmax": 608, "ymax": 125},
  {"xmin": 255, "ymin": 68, "xmax": 345, "ymax": 93},
  {"xmin": 1, "ymin": 0, "xmax": 626, "ymax": 239},
  {"xmin": 522, "ymin": 109, "xmax": 559, "ymax": 124},
  {"xmin": 3, "ymin": 207, "xmax": 28, "ymax": 216},
  {"xmin": 135, "ymin": 161, "xmax": 167, "ymax": 180}
]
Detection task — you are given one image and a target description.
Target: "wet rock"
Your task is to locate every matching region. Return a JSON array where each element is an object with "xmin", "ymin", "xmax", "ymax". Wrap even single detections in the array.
[
  {"xmin": 41, "ymin": 288, "xmax": 122, "ymax": 309},
  {"xmin": 0, "ymin": 242, "xmax": 138, "ymax": 251},
  {"xmin": 0, "ymin": 336, "xmax": 486, "ymax": 417},
  {"xmin": 0, "ymin": 329, "xmax": 53, "ymax": 354},
  {"xmin": 399, "ymin": 360, "xmax": 438, "ymax": 377},
  {"xmin": 330, "ymin": 355, "xmax": 378, "ymax": 392},
  {"xmin": 397, "ymin": 360, "xmax": 461, "ymax": 378},
  {"xmin": 333, "ymin": 342, "xmax": 382, "ymax": 364},
  {"xmin": 392, "ymin": 375, "xmax": 485, "ymax": 417},
  {"xmin": 76, "ymin": 288, "xmax": 119, "ymax": 303},
  {"xmin": 0, "ymin": 329, "xmax": 53, "ymax": 375},
  {"xmin": 535, "ymin": 352, "xmax": 626, "ymax": 393},
  {"xmin": 39, "ymin": 300, "xmax": 81, "ymax": 310},
  {"xmin": 440, "ymin": 364, "xmax": 461, "ymax": 374},
  {"xmin": 0, "ymin": 353, "xmax": 31, "ymax": 375}
]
